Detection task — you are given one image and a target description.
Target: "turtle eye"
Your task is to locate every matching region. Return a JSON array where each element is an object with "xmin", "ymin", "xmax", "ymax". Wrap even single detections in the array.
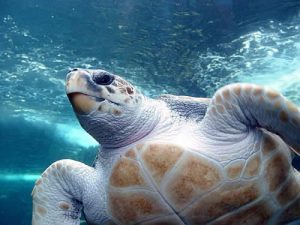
[{"xmin": 92, "ymin": 73, "xmax": 114, "ymax": 85}]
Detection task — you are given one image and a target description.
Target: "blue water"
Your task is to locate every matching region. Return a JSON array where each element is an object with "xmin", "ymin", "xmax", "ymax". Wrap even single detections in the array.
[{"xmin": 0, "ymin": 0, "xmax": 300, "ymax": 224}]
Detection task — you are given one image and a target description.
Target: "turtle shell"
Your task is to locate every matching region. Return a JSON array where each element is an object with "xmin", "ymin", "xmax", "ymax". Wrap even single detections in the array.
[{"xmin": 106, "ymin": 133, "xmax": 299, "ymax": 225}]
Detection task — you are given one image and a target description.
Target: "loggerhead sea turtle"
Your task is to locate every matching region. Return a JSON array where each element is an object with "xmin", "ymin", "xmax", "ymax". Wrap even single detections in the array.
[{"xmin": 32, "ymin": 68, "xmax": 300, "ymax": 225}]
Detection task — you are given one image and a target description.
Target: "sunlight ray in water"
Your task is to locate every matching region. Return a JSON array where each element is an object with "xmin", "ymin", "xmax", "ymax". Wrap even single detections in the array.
[
  {"xmin": 0, "ymin": 173, "xmax": 40, "ymax": 182},
  {"xmin": 55, "ymin": 123, "xmax": 99, "ymax": 148}
]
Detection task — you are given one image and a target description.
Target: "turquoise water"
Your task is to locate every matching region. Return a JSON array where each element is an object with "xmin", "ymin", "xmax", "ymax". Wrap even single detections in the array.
[{"xmin": 0, "ymin": 0, "xmax": 300, "ymax": 224}]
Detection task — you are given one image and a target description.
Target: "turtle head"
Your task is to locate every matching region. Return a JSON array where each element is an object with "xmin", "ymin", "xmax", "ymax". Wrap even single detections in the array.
[
  {"xmin": 66, "ymin": 68, "xmax": 143, "ymax": 115},
  {"xmin": 66, "ymin": 68, "xmax": 154, "ymax": 149}
]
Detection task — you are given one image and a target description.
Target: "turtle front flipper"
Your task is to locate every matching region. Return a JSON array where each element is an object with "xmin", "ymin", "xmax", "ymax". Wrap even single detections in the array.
[
  {"xmin": 31, "ymin": 159, "xmax": 95, "ymax": 225},
  {"xmin": 201, "ymin": 83, "xmax": 300, "ymax": 154}
]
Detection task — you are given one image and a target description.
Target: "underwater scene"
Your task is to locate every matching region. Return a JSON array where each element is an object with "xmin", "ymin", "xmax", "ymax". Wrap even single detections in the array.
[{"xmin": 0, "ymin": 0, "xmax": 300, "ymax": 224}]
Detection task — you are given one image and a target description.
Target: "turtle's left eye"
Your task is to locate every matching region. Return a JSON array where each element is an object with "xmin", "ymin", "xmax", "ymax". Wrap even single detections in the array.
[{"xmin": 93, "ymin": 73, "xmax": 114, "ymax": 85}]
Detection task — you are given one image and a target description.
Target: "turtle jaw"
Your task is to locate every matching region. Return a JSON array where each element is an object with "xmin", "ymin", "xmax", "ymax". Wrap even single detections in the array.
[
  {"xmin": 67, "ymin": 92, "xmax": 124, "ymax": 115},
  {"xmin": 67, "ymin": 92, "xmax": 106, "ymax": 115}
]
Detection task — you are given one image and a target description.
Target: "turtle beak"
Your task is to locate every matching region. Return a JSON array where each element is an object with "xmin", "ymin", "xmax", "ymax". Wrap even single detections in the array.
[
  {"xmin": 66, "ymin": 69, "xmax": 102, "ymax": 115},
  {"xmin": 65, "ymin": 69, "xmax": 87, "ymax": 95},
  {"xmin": 67, "ymin": 93, "xmax": 100, "ymax": 115}
]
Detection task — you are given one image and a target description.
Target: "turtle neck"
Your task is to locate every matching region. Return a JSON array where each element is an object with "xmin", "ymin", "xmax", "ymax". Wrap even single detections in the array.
[{"xmin": 75, "ymin": 97, "xmax": 170, "ymax": 152}]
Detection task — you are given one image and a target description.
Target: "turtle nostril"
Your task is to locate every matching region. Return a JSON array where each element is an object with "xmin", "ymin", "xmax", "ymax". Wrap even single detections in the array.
[{"xmin": 68, "ymin": 68, "xmax": 79, "ymax": 73}]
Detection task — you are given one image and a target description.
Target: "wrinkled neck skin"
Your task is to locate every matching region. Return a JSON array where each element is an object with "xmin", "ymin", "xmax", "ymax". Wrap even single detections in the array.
[{"xmin": 76, "ymin": 98, "xmax": 172, "ymax": 155}]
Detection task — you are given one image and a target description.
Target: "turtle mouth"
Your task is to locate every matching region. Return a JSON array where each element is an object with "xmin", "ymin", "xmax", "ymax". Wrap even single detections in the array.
[
  {"xmin": 67, "ymin": 92, "xmax": 121, "ymax": 106},
  {"xmin": 67, "ymin": 92, "xmax": 105, "ymax": 102}
]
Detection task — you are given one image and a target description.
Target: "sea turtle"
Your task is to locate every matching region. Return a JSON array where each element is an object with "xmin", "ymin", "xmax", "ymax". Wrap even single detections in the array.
[{"xmin": 32, "ymin": 68, "xmax": 300, "ymax": 225}]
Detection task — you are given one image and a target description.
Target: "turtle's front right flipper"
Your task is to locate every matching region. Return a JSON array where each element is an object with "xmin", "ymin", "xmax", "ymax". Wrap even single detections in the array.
[
  {"xmin": 31, "ymin": 159, "xmax": 94, "ymax": 225},
  {"xmin": 201, "ymin": 83, "xmax": 300, "ymax": 154}
]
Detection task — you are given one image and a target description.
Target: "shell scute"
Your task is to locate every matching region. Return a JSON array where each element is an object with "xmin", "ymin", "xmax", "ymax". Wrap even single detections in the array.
[
  {"xmin": 124, "ymin": 149, "xmax": 137, "ymax": 159},
  {"xmin": 262, "ymin": 132, "xmax": 279, "ymax": 155},
  {"xmin": 141, "ymin": 143, "xmax": 184, "ymax": 185},
  {"xmin": 264, "ymin": 152, "xmax": 290, "ymax": 192},
  {"xmin": 279, "ymin": 196, "xmax": 300, "ymax": 224},
  {"xmin": 225, "ymin": 159, "xmax": 244, "ymax": 179},
  {"xmin": 163, "ymin": 152, "xmax": 223, "ymax": 210},
  {"xmin": 276, "ymin": 175, "xmax": 300, "ymax": 206},
  {"xmin": 108, "ymin": 190, "xmax": 171, "ymax": 225},
  {"xmin": 109, "ymin": 157, "xmax": 147, "ymax": 188},
  {"xmin": 210, "ymin": 200, "xmax": 273, "ymax": 225},
  {"xmin": 243, "ymin": 153, "xmax": 261, "ymax": 178},
  {"xmin": 139, "ymin": 215, "xmax": 185, "ymax": 225},
  {"xmin": 182, "ymin": 180, "xmax": 260, "ymax": 224}
]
